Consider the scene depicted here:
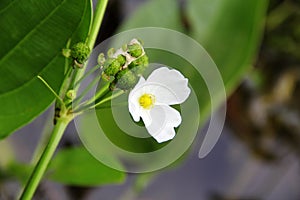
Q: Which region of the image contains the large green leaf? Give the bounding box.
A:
[4,147,125,186]
[0,0,92,138]
[118,0,184,31]
[187,0,268,94]
[47,147,126,186]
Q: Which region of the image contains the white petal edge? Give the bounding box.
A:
[145,105,182,143]
[153,125,176,143]
[146,67,191,105]
[128,77,146,122]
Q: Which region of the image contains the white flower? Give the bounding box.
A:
[128,67,191,143]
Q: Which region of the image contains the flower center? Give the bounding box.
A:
[139,93,155,109]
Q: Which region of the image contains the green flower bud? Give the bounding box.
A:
[107,48,115,58]
[103,59,121,77]
[129,54,149,75]
[70,42,90,64]
[66,90,76,100]
[116,55,126,66]
[127,43,143,57]
[113,69,138,90]
[62,48,71,58]
[97,53,106,66]
[131,54,148,66]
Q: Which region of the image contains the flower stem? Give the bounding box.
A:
[85,81,110,105]
[90,90,124,109]
[73,64,101,88]
[19,117,71,200]
[72,74,102,108]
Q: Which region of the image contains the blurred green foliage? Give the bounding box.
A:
[227,0,300,162]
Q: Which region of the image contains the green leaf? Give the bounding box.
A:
[118,0,184,31]
[3,147,126,186]
[5,162,32,185]
[0,140,14,168]
[0,0,92,138]
[187,0,269,95]
[48,147,126,186]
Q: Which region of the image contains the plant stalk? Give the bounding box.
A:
[87,0,109,49]
[19,0,109,199]
[19,117,71,200]
[72,0,109,91]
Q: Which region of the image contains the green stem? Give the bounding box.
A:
[95,101,128,109]
[19,1,109,199]
[90,90,124,109]
[73,64,101,88]
[85,81,110,105]
[58,40,73,99]
[72,75,102,108]
[73,83,111,113]
[87,0,109,49]
[72,0,109,92]
[30,111,56,164]
[71,0,109,109]
[19,117,71,200]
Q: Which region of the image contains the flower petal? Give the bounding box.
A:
[139,109,152,126]
[128,76,146,122]
[145,105,181,143]
[147,67,190,105]
[152,125,176,143]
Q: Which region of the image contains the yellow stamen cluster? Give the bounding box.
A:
[139,94,155,109]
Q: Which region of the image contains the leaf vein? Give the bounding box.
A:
[0,0,67,66]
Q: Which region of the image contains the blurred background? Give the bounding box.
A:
[1,0,300,199]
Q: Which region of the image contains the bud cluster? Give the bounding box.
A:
[100,39,149,90]
[71,42,91,67]
[62,42,91,68]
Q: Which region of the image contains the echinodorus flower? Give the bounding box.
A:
[128,67,191,143]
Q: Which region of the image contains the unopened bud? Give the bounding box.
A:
[103,59,122,78]
[70,42,90,64]
[127,43,143,57]
[66,90,76,100]
[129,54,149,75]
[107,48,115,58]
[116,55,126,66]
[113,69,138,90]
[97,53,106,66]
[62,48,71,58]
